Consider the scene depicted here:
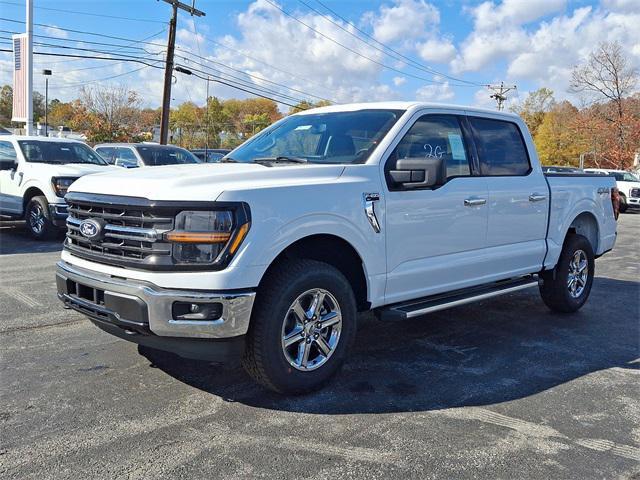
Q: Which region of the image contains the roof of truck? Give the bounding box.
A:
[296,101,520,119]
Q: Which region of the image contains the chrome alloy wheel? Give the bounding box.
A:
[567,249,588,298]
[281,288,342,371]
[28,203,46,234]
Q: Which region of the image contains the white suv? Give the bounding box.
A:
[94,143,200,168]
[0,136,116,239]
[584,168,640,212]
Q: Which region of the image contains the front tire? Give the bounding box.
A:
[539,234,595,313]
[25,196,56,240]
[243,259,357,394]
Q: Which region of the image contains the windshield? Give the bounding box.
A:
[134,145,200,166]
[18,141,107,165]
[611,172,639,182]
[228,109,405,164]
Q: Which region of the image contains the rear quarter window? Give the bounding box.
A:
[469,117,531,176]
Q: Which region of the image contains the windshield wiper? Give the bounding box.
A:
[220,157,238,163]
[252,156,308,164]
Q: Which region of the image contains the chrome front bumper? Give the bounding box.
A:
[55,261,255,339]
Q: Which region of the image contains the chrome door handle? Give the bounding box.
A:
[464,197,486,207]
[529,193,547,202]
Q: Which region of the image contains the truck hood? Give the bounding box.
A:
[68,162,346,201]
[29,162,119,177]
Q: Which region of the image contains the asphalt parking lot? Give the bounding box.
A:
[0,214,638,479]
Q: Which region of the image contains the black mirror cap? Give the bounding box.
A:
[0,160,17,171]
[390,156,446,189]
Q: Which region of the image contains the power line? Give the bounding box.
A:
[174,50,333,103]
[261,0,470,87]
[0,1,166,24]
[306,0,485,87]
[2,16,332,103]
[0,18,166,48]
[175,64,301,109]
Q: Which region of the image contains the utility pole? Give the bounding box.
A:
[159,0,205,145]
[26,0,33,135]
[488,82,517,111]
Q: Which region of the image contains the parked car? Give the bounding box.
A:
[584,168,640,212]
[190,148,232,163]
[94,143,200,168]
[56,102,618,394]
[542,166,584,174]
[0,136,116,239]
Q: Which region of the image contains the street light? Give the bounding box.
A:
[42,69,52,137]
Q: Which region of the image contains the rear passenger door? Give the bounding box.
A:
[467,114,549,278]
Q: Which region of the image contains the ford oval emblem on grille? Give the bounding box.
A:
[79,218,103,240]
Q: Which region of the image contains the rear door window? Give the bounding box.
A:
[469,117,531,176]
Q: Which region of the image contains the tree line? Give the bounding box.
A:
[1,42,637,169]
[511,41,638,170]
[0,84,328,149]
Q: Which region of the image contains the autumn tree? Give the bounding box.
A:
[79,85,143,142]
[288,99,331,115]
[510,88,555,137]
[570,41,639,169]
[534,101,585,166]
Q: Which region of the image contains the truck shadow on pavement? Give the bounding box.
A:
[140,276,639,413]
[0,221,65,254]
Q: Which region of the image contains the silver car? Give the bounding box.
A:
[94,143,200,168]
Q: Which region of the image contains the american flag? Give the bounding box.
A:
[12,34,28,122]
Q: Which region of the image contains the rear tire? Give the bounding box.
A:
[539,234,594,313]
[243,259,357,394]
[25,196,56,240]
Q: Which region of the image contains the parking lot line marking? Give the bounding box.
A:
[3,288,41,308]
[575,438,640,462]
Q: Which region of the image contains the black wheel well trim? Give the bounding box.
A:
[260,234,370,312]
[566,211,599,254]
[22,187,46,213]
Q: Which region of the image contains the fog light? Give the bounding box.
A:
[172,302,223,321]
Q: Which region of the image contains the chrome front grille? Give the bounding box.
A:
[631,188,640,198]
[65,196,174,266]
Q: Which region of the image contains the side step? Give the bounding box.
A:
[380,276,539,321]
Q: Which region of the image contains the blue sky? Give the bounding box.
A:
[1,0,638,111]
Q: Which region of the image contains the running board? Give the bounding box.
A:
[380,276,539,320]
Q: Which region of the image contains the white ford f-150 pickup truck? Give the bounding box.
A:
[0,136,116,239]
[55,102,618,394]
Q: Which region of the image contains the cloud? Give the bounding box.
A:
[369,0,440,44]
[415,80,454,101]
[451,0,640,102]
[393,76,407,86]
[416,38,457,64]
[43,25,69,39]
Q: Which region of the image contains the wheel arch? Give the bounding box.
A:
[258,234,370,312]
[566,211,599,254]
[22,186,46,216]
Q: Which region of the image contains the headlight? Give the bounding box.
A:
[165,209,250,265]
[52,177,78,197]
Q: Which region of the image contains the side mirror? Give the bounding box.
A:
[0,159,17,172]
[389,156,446,189]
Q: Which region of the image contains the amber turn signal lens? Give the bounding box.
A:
[228,223,250,254]
[165,231,231,243]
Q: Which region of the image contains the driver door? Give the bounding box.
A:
[0,141,22,215]
[383,113,490,304]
